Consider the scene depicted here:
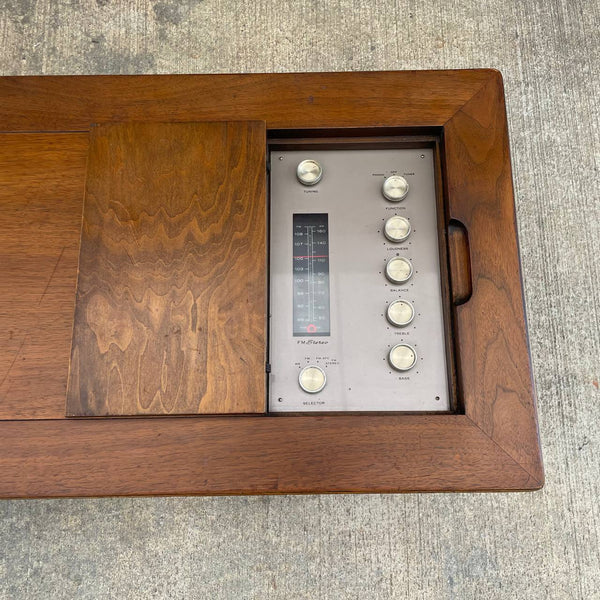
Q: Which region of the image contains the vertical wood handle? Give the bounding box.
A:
[448,219,472,305]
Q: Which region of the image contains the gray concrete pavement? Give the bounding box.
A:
[1,1,599,598]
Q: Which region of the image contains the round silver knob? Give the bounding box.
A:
[384,215,411,242]
[298,365,326,393]
[388,344,417,371]
[386,300,415,327]
[385,257,413,284]
[296,159,323,186]
[382,175,409,201]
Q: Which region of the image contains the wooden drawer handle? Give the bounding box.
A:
[448,219,472,305]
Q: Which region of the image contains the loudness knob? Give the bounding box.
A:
[296,159,323,186]
[385,257,413,285]
[384,215,411,242]
[382,175,409,201]
[388,344,417,371]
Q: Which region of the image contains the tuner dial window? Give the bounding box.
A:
[384,215,411,242]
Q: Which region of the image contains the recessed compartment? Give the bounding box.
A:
[268,140,453,412]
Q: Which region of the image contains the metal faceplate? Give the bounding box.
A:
[269,148,450,412]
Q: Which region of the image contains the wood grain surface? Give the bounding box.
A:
[0,71,491,132]
[0,70,542,493]
[66,122,267,415]
[447,220,472,306]
[443,72,543,483]
[0,415,537,498]
[0,133,88,419]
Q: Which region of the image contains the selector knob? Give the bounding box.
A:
[382,175,409,202]
[384,215,411,243]
[298,365,327,393]
[296,159,323,186]
[388,344,417,371]
[385,257,413,285]
[386,300,415,327]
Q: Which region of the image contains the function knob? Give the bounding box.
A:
[298,365,326,393]
[384,215,411,243]
[382,175,409,202]
[388,344,417,371]
[296,159,323,186]
[385,257,413,285]
[386,300,415,327]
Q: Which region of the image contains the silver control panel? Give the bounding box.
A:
[269,148,449,412]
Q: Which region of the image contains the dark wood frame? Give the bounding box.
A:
[0,70,543,496]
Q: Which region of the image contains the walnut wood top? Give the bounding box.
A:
[0,70,543,494]
[66,122,267,415]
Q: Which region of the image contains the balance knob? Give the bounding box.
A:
[385,257,413,285]
[384,215,411,242]
[382,175,409,201]
[388,344,417,371]
[296,159,323,186]
[298,365,326,393]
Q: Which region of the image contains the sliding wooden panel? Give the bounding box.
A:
[66,121,267,416]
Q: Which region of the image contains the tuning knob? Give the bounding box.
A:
[296,159,323,186]
[382,175,409,201]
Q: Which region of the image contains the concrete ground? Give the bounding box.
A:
[1,1,598,598]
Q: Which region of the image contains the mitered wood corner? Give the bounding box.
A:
[0,70,543,496]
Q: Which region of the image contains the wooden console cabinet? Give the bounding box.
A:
[0,70,543,496]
